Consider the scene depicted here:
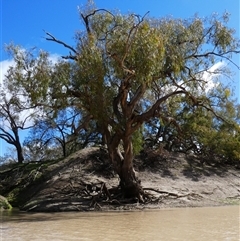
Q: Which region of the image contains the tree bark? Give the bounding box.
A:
[120,135,143,200]
[12,128,24,163]
[107,134,123,176]
[108,132,143,201]
[15,141,24,164]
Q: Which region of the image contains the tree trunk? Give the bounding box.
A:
[108,134,144,201]
[104,122,144,201]
[13,128,24,163]
[119,135,143,200]
[16,142,24,164]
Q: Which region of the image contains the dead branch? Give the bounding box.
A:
[80,9,115,35]
[44,31,78,60]
[144,187,203,200]
[144,188,180,197]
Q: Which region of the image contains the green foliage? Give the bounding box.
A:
[132,127,144,155]
[0,195,12,210]
[5,44,52,104]
[177,99,240,163]
[1,4,240,166]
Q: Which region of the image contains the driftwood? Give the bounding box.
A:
[144,187,203,200]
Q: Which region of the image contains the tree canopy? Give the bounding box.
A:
[1,4,239,199]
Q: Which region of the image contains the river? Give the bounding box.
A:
[1,205,239,241]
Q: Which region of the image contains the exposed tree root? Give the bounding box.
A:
[66,180,151,209]
[64,181,204,210]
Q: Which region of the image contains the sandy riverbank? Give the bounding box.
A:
[1,147,239,212]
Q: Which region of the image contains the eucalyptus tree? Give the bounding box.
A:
[1,45,66,163]
[0,94,25,163]
[0,72,40,163]
[6,5,240,199]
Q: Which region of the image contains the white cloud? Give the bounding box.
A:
[200,61,226,92]
[48,53,61,63]
[0,59,16,86]
[167,62,226,95]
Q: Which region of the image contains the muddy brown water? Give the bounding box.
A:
[1,206,239,241]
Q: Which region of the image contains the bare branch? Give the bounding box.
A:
[44,30,78,58]
[190,50,240,70]
[0,127,15,144]
[80,8,115,35]
[61,55,78,61]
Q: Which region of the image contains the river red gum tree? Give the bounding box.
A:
[5,6,240,200]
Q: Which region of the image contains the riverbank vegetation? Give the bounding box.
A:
[0,1,239,210]
[0,195,12,210]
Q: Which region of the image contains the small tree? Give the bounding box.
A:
[0,45,51,163]
[0,91,37,163]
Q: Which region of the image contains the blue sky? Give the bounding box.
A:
[0,0,239,157]
[1,0,239,59]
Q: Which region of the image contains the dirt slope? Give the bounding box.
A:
[1,147,239,211]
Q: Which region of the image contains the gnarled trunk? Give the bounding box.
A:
[108,134,144,201]
[120,135,143,200]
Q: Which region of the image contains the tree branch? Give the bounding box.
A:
[44,31,78,60]
[129,83,146,114]
[0,128,15,144]
[80,8,115,35]
[190,50,240,70]
[133,90,186,126]
[122,12,150,64]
